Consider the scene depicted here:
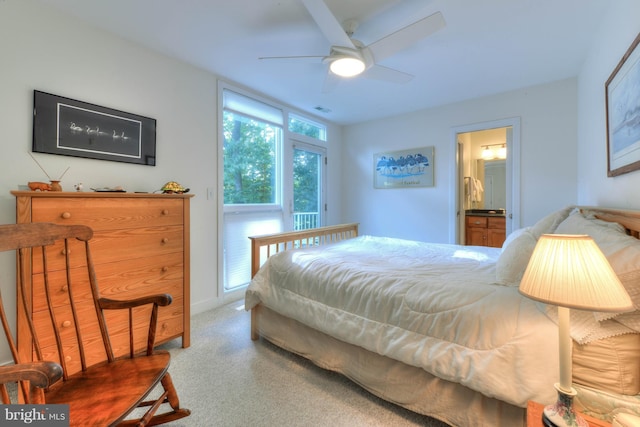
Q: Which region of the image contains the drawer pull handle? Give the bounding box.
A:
[162,209,169,215]
[161,323,168,330]
[62,320,71,328]
[61,285,68,292]
[61,249,71,255]
[162,237,169,244]
[61,212,71,219]
[65,355,72,362]
[474,221,482,225]
[162,266,169,272]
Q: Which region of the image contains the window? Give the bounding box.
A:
[293,143,324,230]
[223,112,280,204]
[223,90,283,206]
[289,113,326,141]
[222,89,284,291]
[220,86,327,294]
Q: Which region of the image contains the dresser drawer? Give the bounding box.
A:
[32,255,183,312]
[466,216,487,227]
[32,268,93,312]
[34,303,104,374]
[155,299,185,342]
[91,226,184,263]
[488,216,506,229]
[92,253,184,299]
[32,197,184,230]
[36,296,184,365]
[32,226,184,272]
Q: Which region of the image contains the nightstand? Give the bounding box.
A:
[527,401,611,427]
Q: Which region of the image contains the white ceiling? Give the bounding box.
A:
[37,0,611,125]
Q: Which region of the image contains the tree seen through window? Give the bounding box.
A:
[223,111,279,204]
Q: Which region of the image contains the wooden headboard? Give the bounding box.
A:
[579,206,640,239]
[248,223,359,278]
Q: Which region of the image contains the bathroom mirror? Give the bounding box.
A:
[476,159,506,210]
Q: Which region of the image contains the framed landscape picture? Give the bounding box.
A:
[32,90,156,166]
[373,146,434,189]
[605,32,640,177]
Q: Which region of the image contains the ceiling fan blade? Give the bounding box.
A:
[362,64,414,84]
[259,55,325,64]
[301,0,355,48]
[367,11,445,64]
[356,0,435,42]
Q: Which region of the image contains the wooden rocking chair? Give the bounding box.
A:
[0,223,190,426]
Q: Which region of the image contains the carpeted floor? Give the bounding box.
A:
[156,301,451,426]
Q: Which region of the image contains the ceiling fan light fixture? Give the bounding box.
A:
[329,56,365,77]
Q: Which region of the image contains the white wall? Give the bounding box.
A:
[0,0,342,364]
[342,79,579,242]
[0,1,218,324]
[577,0,640,208]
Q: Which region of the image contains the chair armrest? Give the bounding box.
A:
[98,294,173,355]
[98,294,172,310]
[0,361,62,388]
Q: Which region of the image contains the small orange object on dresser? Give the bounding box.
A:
[27,181,52,191]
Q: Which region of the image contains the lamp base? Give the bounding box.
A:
[541,384,588,427]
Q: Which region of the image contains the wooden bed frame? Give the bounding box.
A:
[581,206,640,238]
[248,222,358,340]
[246,208,640,424]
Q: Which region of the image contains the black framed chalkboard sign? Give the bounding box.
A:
[32,90,156,166]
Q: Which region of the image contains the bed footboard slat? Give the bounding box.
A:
[249,223,359,278]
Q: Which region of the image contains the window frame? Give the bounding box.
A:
[217,81,331,301]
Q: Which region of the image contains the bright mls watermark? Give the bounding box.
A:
[1,405,69,426]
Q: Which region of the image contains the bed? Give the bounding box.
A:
[245,207,640,426]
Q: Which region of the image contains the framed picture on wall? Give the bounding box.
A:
[373,146,434,189]
[32,90,156,166]
[605,32,640,177]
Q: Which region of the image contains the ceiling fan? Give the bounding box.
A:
[259,0,446,92]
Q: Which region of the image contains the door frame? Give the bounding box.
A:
[449,117,521,244]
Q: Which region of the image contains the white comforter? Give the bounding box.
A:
[245,235,559,407]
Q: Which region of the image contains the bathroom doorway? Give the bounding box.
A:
[449,118,521,245]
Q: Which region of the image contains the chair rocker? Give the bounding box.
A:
[0,222,190,426]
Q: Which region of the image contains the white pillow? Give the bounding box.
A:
[529,205,575,239]
[496,227,537,285]
[495,206,574,286]
[555,212,640,321]
[555,211,627,237]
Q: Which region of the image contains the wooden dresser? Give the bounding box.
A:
[465,215,506,248]
[11,191,193,359]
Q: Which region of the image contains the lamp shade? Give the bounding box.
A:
[519,234,633,312]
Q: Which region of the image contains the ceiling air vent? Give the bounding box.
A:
[314,106,331,114]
